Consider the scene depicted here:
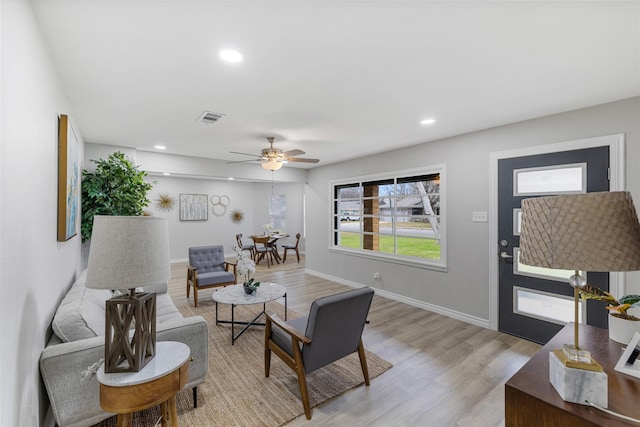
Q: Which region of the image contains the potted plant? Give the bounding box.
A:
[81,152,154,242]
[580,284,640,344]
[234,246,260,294]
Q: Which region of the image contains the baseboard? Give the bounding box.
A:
[305,268,490,329]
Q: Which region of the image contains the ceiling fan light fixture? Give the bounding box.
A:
[261,159,283,171]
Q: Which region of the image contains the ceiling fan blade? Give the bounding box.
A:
[225,159,261,164]
[285,157,320,163]
[229,151,262,158]
[282,149,305,157]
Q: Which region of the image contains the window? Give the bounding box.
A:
[331,166,445,269]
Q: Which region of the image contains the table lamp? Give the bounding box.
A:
[86,216,170,373]
[519,191,640,406]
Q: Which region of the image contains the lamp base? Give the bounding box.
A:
[104,290,156,373]
[549,350,607,407]
[562,344,593,364]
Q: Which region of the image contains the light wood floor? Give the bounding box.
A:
[171,261,541,427]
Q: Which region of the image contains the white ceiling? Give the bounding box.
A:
[33,1,640,169]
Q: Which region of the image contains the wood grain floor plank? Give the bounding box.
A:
[169,260,540,426]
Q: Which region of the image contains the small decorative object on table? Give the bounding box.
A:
[263,223,273,236]
[580,284,640,344]
[234,246,260,294]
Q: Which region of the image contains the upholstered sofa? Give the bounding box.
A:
[40,270,208,427]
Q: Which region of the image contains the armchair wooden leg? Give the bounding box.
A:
[186,281,191,298]
[265,321,272,377]
[265,347,272,377]
[357,339,370,386]
[193,287,199,308]
[293,345,311,419]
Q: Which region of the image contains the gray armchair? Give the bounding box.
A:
[264,287,375,419]
[187,245,237,307]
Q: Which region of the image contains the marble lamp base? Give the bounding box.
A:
[549,350,608,408]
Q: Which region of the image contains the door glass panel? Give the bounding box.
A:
[513,248,581,282]
[513,209,521,236]
[514,286,584,325]
[513,163,586,196]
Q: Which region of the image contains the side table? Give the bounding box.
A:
[505,323,640,426]
[97,341,190,427]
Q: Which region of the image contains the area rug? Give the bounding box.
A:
[95,299,392,426]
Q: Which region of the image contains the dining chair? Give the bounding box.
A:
[281,232,301,263]
[236,233,255,258]
[252,235,278,268]
[264,287,375,419]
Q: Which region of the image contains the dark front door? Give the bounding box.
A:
[498,146,610,344]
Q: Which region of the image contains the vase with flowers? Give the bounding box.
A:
[263,223,273,236]
[580,284,640,344]
[234,246,260,294]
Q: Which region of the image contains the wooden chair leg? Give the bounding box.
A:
[265,347,272,377]
[295,248,300,263]
[193,286,199,307]
[282,248,288,262]
[186,281,190,298]
[265,321,273,377]
[357,339,370,386]
[292,345,311,419]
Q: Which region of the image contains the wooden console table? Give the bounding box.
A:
[505,323,640,426]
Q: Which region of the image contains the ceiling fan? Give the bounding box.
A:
[229,137,320,170]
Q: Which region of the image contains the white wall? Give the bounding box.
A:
[306,97,640,326]
[146,177,305,260]
[84,144,306,261]
[1,2,83,425]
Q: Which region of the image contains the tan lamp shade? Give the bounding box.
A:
[86,216,170,289]
[519,191,640,272]
[86,215,170,372]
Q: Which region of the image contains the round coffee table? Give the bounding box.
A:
[212,283,287,344]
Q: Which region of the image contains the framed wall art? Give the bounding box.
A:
[179,194,208,221]
[57,114,80,241]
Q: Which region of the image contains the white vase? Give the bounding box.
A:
[608,314,640,344]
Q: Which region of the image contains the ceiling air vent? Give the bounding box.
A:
[198,111,225,124]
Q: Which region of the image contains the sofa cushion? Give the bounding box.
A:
[156,293,183,324]
[52,271,112,342]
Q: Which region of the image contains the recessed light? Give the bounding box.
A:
[154,145,166,150]
[420,118,436,125]
[228,177,234,180]
[163,172,171,176]
[219,49,243,63]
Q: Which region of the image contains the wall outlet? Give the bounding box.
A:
[472,211,488,222]
[373,272,380,280]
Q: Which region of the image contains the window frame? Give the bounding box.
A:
[329,165,447,271]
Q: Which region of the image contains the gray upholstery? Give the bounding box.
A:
[274,287,374,373]
[40,271,209,427]
[265,286,374,419]
[236,233,255,257]
[187,245,236,306]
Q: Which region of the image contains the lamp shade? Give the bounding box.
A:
[519,191,640,272]
[86,216,170,289]
[261,159,283,171]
